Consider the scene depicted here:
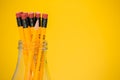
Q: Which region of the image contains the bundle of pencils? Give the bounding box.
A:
[15,12,48,80]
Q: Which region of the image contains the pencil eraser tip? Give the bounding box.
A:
[24,12,28,17]
[42,14,48,19]
[16,12,23,18]
[21,13,27,19]
[35,12,41,18]
[28,12,34,18]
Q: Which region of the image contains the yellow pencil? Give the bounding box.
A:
[16,12,28,67]
[39,13,48,80]
[28,12,36,80]
[33,13,48,80]
[21,13,33,80]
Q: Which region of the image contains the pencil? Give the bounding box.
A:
[21,13,32,80]
[16,12,28,67]
[39,13,48,80]
[28,12,34,80]
[33,13,48,80]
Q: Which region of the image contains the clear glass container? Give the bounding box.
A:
[12,40,50,80]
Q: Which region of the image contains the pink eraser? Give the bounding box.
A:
[21,13,27,19]
[16,12,23,18]
[24,12,28,17]
[35,12,41,18]
[42,13,48,19]
[28,12,34,18]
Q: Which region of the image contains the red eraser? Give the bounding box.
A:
[42,13,48,19]
[16,13,20,18]
[28,12,34,18]
[21,13,27,19]
[35,12,41,18]
[24,12,28,17]
[16,12,23,18]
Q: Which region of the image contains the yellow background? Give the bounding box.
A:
[0,0,120,80]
